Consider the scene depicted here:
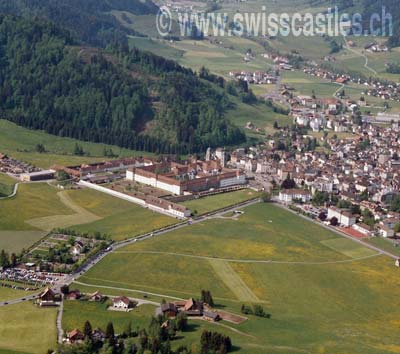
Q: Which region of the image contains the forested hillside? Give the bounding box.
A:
[0,0,158,46]
[0,15,245,154]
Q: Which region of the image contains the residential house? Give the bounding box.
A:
[67,329,85,343]
[88,291,104,302]
[113,296,131,310]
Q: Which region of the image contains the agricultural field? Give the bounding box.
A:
[0,184,176,252]
[164,37,271,78]
[366,237,400,258]
[281,70,347,98]
[329,36,400,81]
[65,188,176,241]
[182,189,261,215]
[0,302,57,354]
[0,173,16,197]
[74,203,400,353]
[63,300,155,334]
[0,184,73,231]
[62,298,248,352]
[0,120,147,169]
[0,231,46,254]
[128,36,184,61]
[229,96,291,136]
[0,285,38,302]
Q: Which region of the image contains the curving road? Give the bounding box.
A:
[0,182,19,200]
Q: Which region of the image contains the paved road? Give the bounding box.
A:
[56,298,64,344]
[0,198,261,307]
[0,182,19,200]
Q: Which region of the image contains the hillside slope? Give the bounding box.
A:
[0,0,158,46]
[0,15,246,155]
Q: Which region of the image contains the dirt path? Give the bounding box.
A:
[73,280,185,301]
[342,34,377,75]
[208,259,260,303]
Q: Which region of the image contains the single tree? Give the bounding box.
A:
[330,217,339,226]
[60,285,69,296]
[83,320,92,339]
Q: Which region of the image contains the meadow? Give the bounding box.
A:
[0,119,147,169]
[62,300,155,334]
[62,298,247,353]
[0,173,16,197]
[0,184,73,231]
[182,189,261,215]
[0,183,176,252]
[74,203,400,353]
[0,302,57,354]
[0,285,38,302]
[65,189,176,241]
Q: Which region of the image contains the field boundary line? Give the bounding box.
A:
[208,259,260,303]
[114,250,381,265]
[73,280,185,300]
[191,318,255,338]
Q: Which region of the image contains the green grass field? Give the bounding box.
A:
[0,231,46,254]
[65,188,176,241]
[62,298,250,352]
[0,302,57,354]
[74,203,400,353]
[0,120,148,169]
[0,184,176,252]
[182,189,261,215]
[63,300,155,334]
[0,286,38,302]
[366,237,400,258]
[128,36,184,61]
[0,173,16,197]
[0,184,73,231]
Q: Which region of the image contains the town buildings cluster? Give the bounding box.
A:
[229,70,278,84]
[227,118,400,242]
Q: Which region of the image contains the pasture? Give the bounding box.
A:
[63,300,155,334]
[182,189,261,215]
[0,231,46,254]
[0,184,73,231]
[128,36,184,60]
[65,188,176,241]
[0,302,57,354]
[0,184,176,253]
[75,203,400,353]
[0,173,15,197]
[63,299,251,353]
[0,119,145,169]
[0,285,38,302]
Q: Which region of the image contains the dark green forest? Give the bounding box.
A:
[0,15,245,154]
[0,0,157,46]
